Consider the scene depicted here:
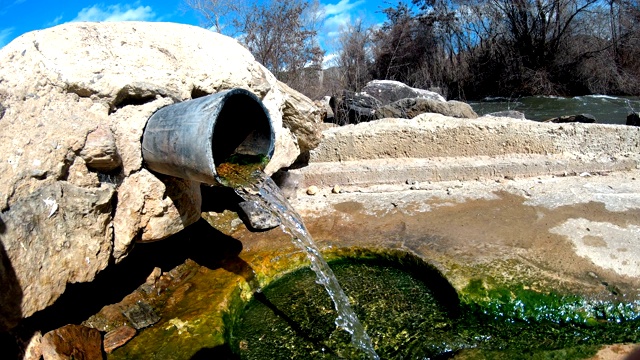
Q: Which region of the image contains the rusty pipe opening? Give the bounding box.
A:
[141,88,275,185]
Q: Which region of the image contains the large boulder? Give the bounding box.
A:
[374,98,478,120]
[0,21,321,330]
[361,80,446,104]
[331,81,476,124]
[332,90,382,124]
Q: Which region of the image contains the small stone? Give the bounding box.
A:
[79,126,122,172]
[238,200,280,230]
[103,326,136,353]
[140,267,163,293]
[331,185,341,194]
[145,267,162,286]
[41,324,103,360]
[306,185,319,195]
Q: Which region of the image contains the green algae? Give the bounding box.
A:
[460,277,640,325]
[229,257,640,359]
[107,260,250,360]
[215,154,269,189]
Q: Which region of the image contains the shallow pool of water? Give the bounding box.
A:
[230,258,640,359]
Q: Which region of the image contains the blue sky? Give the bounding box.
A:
[0,0,393,60]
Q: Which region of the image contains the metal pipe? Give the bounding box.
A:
[141,88,275,185]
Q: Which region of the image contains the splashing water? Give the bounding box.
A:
[217,156,379,359]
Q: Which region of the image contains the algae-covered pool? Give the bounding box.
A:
[229,258,640,359]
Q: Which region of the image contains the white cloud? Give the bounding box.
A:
[73,3,156,22]
[320,0,367,53]
[324,11,352,30]
[322,51,339,68]
[0,27,14,48]
[323,0,365,17]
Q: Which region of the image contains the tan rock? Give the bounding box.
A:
[0,21,322,329]
[41,324,103,360]
[23,331,43,360]
[67,157,100,188]
[277,80,323,153]
[113,169,201,261]
[79,124,121,172]
[0,182,114,329]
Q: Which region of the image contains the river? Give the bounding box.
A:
[468,95,640,125]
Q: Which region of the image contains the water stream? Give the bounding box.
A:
[216,156,380,359]
[469,94,640,124]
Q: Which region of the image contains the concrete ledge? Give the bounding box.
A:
[296,115,640,190]
[292,155,639,189]
[311,115,640,162]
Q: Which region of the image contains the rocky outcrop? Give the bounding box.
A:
[361,80,446,104]
[0,21,321,330]
[333,90,382,124]
[374,98,477,120]
[331,80,476,124]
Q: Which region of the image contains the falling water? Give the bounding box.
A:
[216,155,379,360]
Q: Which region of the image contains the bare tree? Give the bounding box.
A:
[185,0,324,96]
[185,0,245,35]
[336,19,373,91]
[235,0,323,92]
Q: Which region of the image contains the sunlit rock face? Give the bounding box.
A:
[0,21,321,329]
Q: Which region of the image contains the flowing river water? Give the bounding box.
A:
[469,94,640,124]
[216,155,380,359]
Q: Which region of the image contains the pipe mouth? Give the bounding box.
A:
[211,89,275,168]
[141,88,275,185]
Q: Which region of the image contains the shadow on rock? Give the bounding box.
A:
[190,344,240,360]
[16,217,249,340]
[0,214,26,358]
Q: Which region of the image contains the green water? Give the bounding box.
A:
[230,258,640,359]
[469,95,640,124]
[217,155,379,359]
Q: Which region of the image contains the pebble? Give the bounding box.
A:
[306,185,319,195]
[332,185,341,194]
